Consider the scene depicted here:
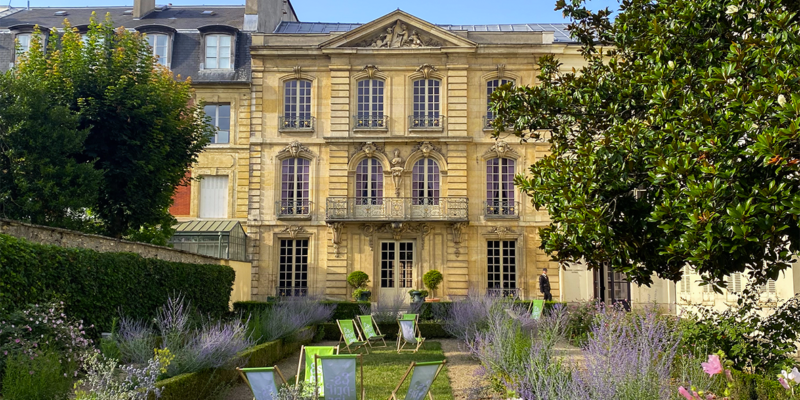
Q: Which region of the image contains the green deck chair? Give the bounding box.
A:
[337,319,369,354]
[397,313,421,347]
[397,318,425,353]
[314,354,365,400]
[528,299,545,320]
[357,315,387,348]
[388,360,447,400]
[237,365,288,400]
[296,345,339,396]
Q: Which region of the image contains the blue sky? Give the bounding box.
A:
[13,0,621,24]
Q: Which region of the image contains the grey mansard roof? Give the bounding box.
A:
[0,6,251,83]
[273,21,575,43]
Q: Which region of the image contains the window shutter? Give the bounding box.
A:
[199,176,228,218]
[768,279,776,294]
[680,266,691,293]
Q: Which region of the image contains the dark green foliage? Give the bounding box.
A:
[347,271,370,289]
[233,301,369,321]
[729,370,793,400]
[2,350,74,400]
[422,270,443,297]
[0,233,234,334]
[493,0,800,286]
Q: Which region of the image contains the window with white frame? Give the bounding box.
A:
[15,33,31,59]
[199,175,228,218]
[205,34,232,69]
[283,80,312,129]
[355,158,384,205]
[726,272,743,294]
[356,79,385,128]
[412,79,441,128]
[486,79,513,127]
[204,104,230,144]
[487,240,517,291]
[146,33,170,66]
[278,239,309,296]
[486,158,516,216]
[412,158,440,205]
[281,158,310,215]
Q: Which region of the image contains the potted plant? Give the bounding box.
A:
[423,270,443,302]
[408,289,423,303]
[347,271,371,302]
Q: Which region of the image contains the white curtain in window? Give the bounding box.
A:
[199,176,228,218]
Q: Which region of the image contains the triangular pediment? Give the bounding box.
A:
[320,10,476,49]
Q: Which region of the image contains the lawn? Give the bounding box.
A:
[295,341,453,400]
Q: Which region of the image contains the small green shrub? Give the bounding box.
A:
[99,338,121,361]
[347,271,370,289]
[2,350,74,400]
[423,270,444,297]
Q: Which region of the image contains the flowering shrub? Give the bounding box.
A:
[247,297,334,344]
[443,293,513,342]
[0,302,94,384]
[117,316,157,364]
[677,352,735,400]
[74,351,169,400]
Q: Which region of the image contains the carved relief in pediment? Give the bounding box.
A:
[354,20,448,48]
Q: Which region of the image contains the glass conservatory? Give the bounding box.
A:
[169,220,247,261]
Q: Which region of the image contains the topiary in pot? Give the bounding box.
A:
[423,270,443,299]
[347,271,370,301]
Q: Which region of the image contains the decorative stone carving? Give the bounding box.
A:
[378,222,408,240]
[412,141,442,159]
[363,65,380,79]
[362,224,378,250]
[482,140,520,160]
[362,142,378,158]
[350,142,386,161]
[279,140,315,159]
[497,64,506,79]
[281,225,308,239]
[485,226,519,239]
[390,149,404,197]
[450,222,467,258]
[356,20,445,48]
[408,223,432,250]
[328,222,345,258]
[416,64,438,79]
[293,66,302,79]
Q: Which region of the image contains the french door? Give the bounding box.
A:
[378,241,415,304]
[593,263,631,309]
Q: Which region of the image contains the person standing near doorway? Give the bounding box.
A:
[539,268,552,301]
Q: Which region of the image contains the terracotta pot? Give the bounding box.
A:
[425,298,441,303]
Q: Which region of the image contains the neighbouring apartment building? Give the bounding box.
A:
[2,1,799,310]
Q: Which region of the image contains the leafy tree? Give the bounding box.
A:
[13,15,212,240]
[0,56,102,231]
[492,0,800,288]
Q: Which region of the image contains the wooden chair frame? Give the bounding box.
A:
[357,314,387,348]
[295,345,340,388]
[237,365,288,400]
[314,354,365,400]
[396,318,425,353]
[397,313,421,348]
[336,319,370,354]
[388,360,447,400]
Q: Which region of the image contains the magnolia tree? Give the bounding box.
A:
[0,14,212,243]
[492,0,800,288]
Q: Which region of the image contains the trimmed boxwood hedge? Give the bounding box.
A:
[233,301,370,320]
[730,369,793,400]
[0,233,235,334]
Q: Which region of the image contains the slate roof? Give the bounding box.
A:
[0,6,250,83]
[273,21,575,43]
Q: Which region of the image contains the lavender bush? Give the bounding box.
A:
[247,297,333,344]
[74,351,166,400]
[117,316,157,364]
[361,292,407,324]
[166,317,253,376]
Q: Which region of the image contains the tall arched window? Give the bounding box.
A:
[486,79,513,127]
[281,158,310,215]
[283,79,312,129]
[412,79,441,128]
[412,158,440,205]
[356,79,385,128]
[486,158,516,216]
[355,158,384,205]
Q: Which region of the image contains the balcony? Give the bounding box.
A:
[279,115,315,132]
[275,200,312,220]
[484,200,520,219]
[276,286,308,297]
[487,287,520,299]
[325,197,468,222]
[409,115,445,131]
[353,115,388,131]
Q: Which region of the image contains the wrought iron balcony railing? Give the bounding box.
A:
[487,287,520,299]
[325,197,468,221]
[279,115,315,131]
[409,115,445,129]
[353,114,388,129]
[276,200,312,219]
[484,200,520,218]
[276,286,308,297]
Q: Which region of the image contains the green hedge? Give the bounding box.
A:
[155,327,315,400]
[233,301,370,320]
[730,369,793,400]
[320,321,453,341]
[0,233,235,334]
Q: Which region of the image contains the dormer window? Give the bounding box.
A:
[15,33,31,59]
[205,34,232,69]
[146,33,170,66]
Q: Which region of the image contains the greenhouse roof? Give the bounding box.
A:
[174,220,243,234]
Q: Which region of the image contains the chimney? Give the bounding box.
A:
[245,0,291,33]
[133,0,155,19]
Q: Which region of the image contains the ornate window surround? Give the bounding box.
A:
[352,66,390,133]
[271,226,315,295]
[278,69,318,134]
[407,66,447,133]
[481,226,527,297]
[481,69,521,132]
[198,25,238,70]
[273,141,318,220]
[347,143,391,198]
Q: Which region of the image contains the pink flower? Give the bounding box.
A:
[702,354,723,376]
[679,387,694,400]
[780,377,790,390]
